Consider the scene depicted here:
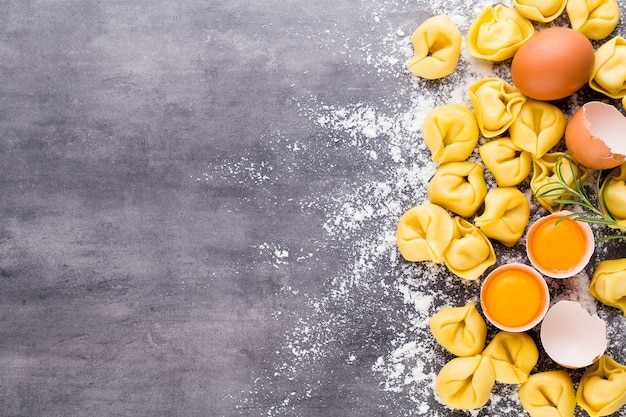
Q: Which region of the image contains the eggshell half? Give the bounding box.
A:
[565,102,626,169]
[540,301,607,368]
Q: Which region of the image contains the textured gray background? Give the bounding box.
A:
[1,1,625,417]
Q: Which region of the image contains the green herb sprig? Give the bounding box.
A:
[534,154,626,244]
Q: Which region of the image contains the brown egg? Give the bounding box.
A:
[511,27,595,101]
[565,102,626,170]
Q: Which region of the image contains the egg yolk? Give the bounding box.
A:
[483,269,545,327]
[529,217,587,273]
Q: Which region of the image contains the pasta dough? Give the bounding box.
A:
[479,137,531,187]
[427,161,487,218]
[474,187,530,247]
[531,153,587,213]
[466,5,534,61]
[469,78,526,138]
[429,302,487,357]
[435,354,495,410]
[513,0,567,22]
[590,258,626,315]
[567,0,620,40]
[519,370,576,417]
[576,355,626,417]
[600,163,626,228]
[408,15,462,79]
[423,104,479,163]
[590,36,626,98]
[443,217,496,280]
[396,203,454,263]
[509,100,566,159]
[481,331,538,384]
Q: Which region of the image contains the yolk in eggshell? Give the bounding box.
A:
[528,217,587,273]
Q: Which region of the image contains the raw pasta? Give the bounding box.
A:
[513,0,567,22]
[479,137,531,187]
[519,370,576,417]
[443,217,496,281]
[509,100,566,159]
[423,104,479,163]
[429,302,487,357]
[590,258,626,315]
[408,15,462,80]
[466,5,534,61]
[531,153,587,213]
[576,355,626,417]
[469,78,526,138]
[600,163,626,228]
[435,355,496,410]
[590,36,626,99]
[481,331,538,384]
[566,0,620,40]
[396,203,454,263]
[427,161,487,218]
[474,187,530,247]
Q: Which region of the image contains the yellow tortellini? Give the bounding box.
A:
[396,203,454,263]
[466,5,534,61]
[519,371,576,417]
[423,104,480,164]
[531,153,588,213]
[429,302,487,357]
[443,217,496,280]
[513,0,568,22]
[567,0,620,40]
[479,137,532,187]
[469,78,526,138]
[590,258,626,315]
[576,355,626,417]
[481,331,538,384]
[435,355,496,410]
[509,100,567,159]
[427,162,487,218]
[408,15,462,80]
[600,163,626,228]
[474,187,530,247]
[590,36,626,99]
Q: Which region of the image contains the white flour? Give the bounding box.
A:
[210,0,626,415]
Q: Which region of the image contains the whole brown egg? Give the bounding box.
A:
[511,27,595,101]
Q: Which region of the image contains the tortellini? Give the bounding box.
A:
[469,78,526,138]
[443,217,496,280]
[567,0,620,40]
[474,187,530,247]
[427,161,487,218]
[576,355,626,417]
[423,104,480,163]
[466,5,534,61]
[479,137,532,187]
[435,355,495,410]
[513,0,568,23]
[481,331,538,384]
[590,36,626,99]
[600,163,626,228]
[590,258,626,315]
[408,15,462,80]
[396,203,454,263]
[429,302,487,357]
[531,153,588,213]
[509,100,567,159]
[519,371,576,417]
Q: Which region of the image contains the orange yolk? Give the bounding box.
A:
[483,268,545,327]
[529,217,587,273]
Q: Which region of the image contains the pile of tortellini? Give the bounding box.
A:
[430,302,626,415]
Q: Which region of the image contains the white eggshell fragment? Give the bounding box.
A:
[540,301,607,369]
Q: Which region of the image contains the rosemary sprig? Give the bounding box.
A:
[534,154,626,243]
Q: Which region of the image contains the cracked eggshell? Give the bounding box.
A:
[540,301,607,369]
[565,101,626,169]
